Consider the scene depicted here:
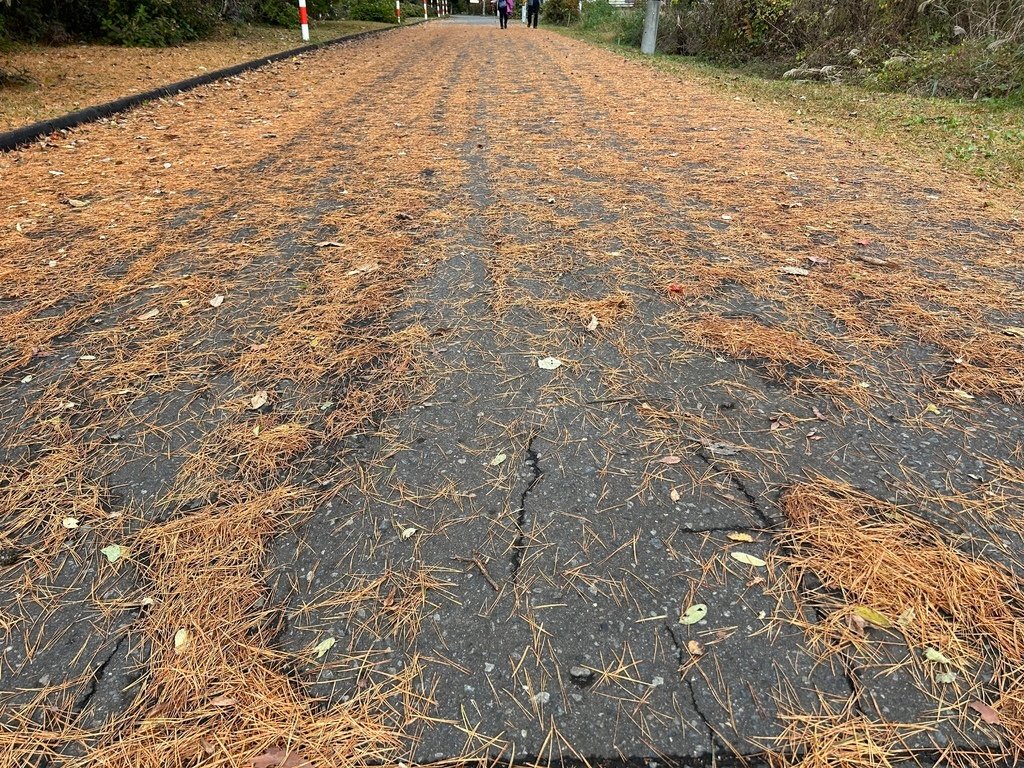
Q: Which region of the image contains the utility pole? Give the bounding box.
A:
[640,0,659,55]
[297,0,309,41]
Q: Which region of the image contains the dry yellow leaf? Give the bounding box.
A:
[730,551,766,567]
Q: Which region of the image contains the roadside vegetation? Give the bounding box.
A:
[560,0,1024,187]
[0,0,440,130]
[0,0,423,46]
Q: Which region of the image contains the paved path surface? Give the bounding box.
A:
[1,22,1022,768]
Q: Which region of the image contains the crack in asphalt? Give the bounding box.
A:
[663,623,685,667]
[665,623,733,762]
[684,677,716,751]
[73,633,127,717]
[729,473,775,530]
[691,444,775,530]
[510,433,541,582]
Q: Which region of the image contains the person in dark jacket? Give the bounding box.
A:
[497,0,510,28]
[526,0,539,27]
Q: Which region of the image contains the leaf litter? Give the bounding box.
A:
[1,20,1023,768]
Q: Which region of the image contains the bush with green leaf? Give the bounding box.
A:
[102,0,219,46]
[348,0,396,21]
[542,0,579,26]
[580,0,618,31]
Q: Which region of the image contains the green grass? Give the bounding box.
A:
[564,29,1024,189]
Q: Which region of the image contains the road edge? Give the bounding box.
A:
[0,21,426,154]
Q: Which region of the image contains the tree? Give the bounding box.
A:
[640,0,659,54]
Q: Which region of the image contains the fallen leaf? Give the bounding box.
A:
[781,266,810,276]
[727,532,754,543]
[705,441,740,457]
[812,406,828,421]
[680,603,708,625]
[897,607,916,627]
[62,517,80,529]
[968,700,1001,725]
[210,694,236,707]
[730,551,767,568]
[950,389,975,401]
[586,315,599,331]
[174,628,190,653]
[853,606,892,628]
[137,308,160,321]
[313,637,335,658]
[807,255,830,265]
[847,611,867,634]
[659,455,682,465]
[67,199,90,208]
[315,241,344,248]
[856,253,890,266]
[250,391,269,410]
[100,544,124,563]
[401,527,417,540]
[209,294,225,307]
[686,639,704,656]
[670,488,681,502]
[668,283,684,293]
[490,453,507,466]
[537,357,562,370]
[1004,327,1024,338]
[935,671,957,684]
[346,262,378,277]
[252,746,311,768]
[924,647,953,665]
[924,403,941,415]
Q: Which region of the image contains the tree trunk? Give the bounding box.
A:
[641,0,661,54]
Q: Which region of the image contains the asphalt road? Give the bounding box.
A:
[1,21,1022,768]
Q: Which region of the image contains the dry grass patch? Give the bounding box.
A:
[0,422,105,573]
[779,479,1024,761]
[671,313,845,380]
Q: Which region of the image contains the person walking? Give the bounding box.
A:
[526,0,539,27]
[497,0,510,28]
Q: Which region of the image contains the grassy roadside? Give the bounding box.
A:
[564,28,1024,190]
[0,20,393,131]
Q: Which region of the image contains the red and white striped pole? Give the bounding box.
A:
[298,0,309,41]
[395,0,402,22]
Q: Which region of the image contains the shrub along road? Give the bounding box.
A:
[1,18,1022,768]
